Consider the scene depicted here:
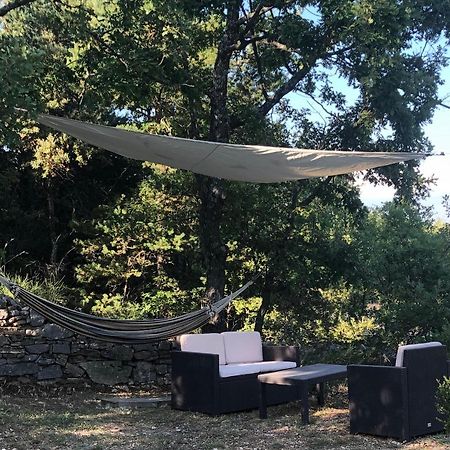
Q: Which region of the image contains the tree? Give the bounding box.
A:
[1,0,450,332]
[355,203,450,345]
[75,165,202,318]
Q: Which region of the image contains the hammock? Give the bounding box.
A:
[0,274,256,343]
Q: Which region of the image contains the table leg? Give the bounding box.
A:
[259,382,267,419]
[300,384,310,425]
[317,382,325,406]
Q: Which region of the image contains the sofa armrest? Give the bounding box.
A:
[171,350,220,414]
[262,345,300,365]
[348,365,409,441]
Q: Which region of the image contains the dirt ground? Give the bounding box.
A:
[0,383,448,450]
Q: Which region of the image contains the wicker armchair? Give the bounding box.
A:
[348,342,449,441]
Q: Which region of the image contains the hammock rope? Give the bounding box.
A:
[0,274,257,343]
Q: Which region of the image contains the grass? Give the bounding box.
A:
[0,383,448,450]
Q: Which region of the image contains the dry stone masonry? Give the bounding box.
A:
[0,295,172,386]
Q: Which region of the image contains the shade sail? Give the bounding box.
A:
[38,114,426,183]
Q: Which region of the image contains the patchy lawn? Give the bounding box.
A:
[0,383,448,450]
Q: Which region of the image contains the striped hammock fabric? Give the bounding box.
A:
[0,274,255,343]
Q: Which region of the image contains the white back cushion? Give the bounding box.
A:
[180,333,226,365]
[395,341,442,367]
[222,331,263,364]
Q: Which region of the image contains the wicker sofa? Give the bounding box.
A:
[348,342,450,441]
[171,331,300,414]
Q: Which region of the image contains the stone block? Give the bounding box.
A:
[102,345,134,361]
[2,347,25,358]
[132,343,158,352]
[64,363,85,378]
[51,342,71,354]
[79,361,132,385]
[21,337,46,345]
[25,344,50,354]
[37,364,63,380]
[133,362,157,384]
[0,362,39,376]
[55,354,68,365]
[75,349,101,359]
[10,319,27,327]
[0,310,8,320]
[0,335,10,347]
[41,323,73,340]
[25,329,41,337]
[159,358,172,365]
[37,357,55,365]
[29,310,45,327]
[4,328,26,337]
[158,341,172,351]
[134,350,158,361]
[68,355,86,364]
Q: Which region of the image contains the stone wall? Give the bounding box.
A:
[0,295,172,386]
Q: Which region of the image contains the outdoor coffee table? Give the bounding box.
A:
[258,363,347,424]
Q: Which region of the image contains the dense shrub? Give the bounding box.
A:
[437,377,450,433]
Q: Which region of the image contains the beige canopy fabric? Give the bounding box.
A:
[38,114,426,183]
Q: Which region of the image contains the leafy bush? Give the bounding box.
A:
[437,377,450,433]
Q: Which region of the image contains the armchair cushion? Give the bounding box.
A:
[180,333,226,365]
[222,331,263,364]
[395,341,442,367]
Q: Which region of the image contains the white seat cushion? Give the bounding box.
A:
[219,363,262,378]
[222,331,263,364]
[253,360,297,374]
[180,333,226,365]
[395,341,442,367]
[219,360,296,378]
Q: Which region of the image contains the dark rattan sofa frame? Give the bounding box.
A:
[348,345,450,442]
[171,345,300,414]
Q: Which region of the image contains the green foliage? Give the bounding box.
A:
[228,297,262,331]
[75,167,202,319]
[0,0,449,351]
[355,203,450,346]
[437,377,450,433]
[0,272,69,306]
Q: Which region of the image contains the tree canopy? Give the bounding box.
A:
[1,0,449,359]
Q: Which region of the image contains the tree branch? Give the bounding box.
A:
[0,0,36,16]
[258,63,313,117]
[298,177,333,208]
[252,40,269,101]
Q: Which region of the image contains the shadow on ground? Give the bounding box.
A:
[0,383,448,450]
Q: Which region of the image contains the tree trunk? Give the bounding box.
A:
[46,180,59,270]
[198,1,240,332]
[254,273,273,333]
[196,175,227,303]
